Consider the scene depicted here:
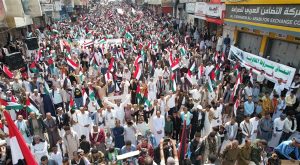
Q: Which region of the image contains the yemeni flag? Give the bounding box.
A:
[171,74,176,92]
[209,69,217,87]
[231,73,242,101]
[70,97,76,110]
[29,62,38,73]
[207,77,216,102]
[3,110,38,165]
[66,57,79,70]
[26,98,40,115]
[214,52,219,62]
[198,64,205,79]
[171,58,180,72]
[136,85,142,104]
[107,57,115,73]
[249,69,253,84]
[234,98,240,116]
[134,55,142,66]
[221,52,225,62]
[125,32,134,40]
[2,65,13,79]
[179,46,187,56]
[133,63,142,80]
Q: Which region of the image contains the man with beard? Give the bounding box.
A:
[189,132,204,165]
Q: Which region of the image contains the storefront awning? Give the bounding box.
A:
[206,17,223,25]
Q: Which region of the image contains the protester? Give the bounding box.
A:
[0,1,298,164]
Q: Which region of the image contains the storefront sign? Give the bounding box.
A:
[41,4,54,12]
[206,4,224,18]
[28,0,43,17]
[228,46,296,88]
[186,3,195,13]
[161,0,172,7]
[40,0,52,4]
[195,2,206,17]
[225,5,300,28]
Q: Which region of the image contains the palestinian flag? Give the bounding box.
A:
[2,65,13,79]
[234,98,240,116]
[107,57,115,73]
[66,57,79,70]
[125,32,134,40]
[171,74,176,92]
[98,38,107,44]
[3,111,38,165]
[215,64,220,80]
[231,73,242,101]
[44,80,51,95]
[26,98,40,115]
[0,98,8,106]
[179,46,187,56]
[144,99,151,109]
[207,77,216,102]
[189,62,196,73]
[210,69,216,87]
[171,58,180,72]
[5,102,23,110]
[186,70,194,85]
[233,63,240,77]
[70,97,76,110]
[133,63,142,80]
[29,62,38,73]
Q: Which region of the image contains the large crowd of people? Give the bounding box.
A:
[0,1,299,165]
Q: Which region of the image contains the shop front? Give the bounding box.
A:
[224,0,300,69]
[194,2,225,35]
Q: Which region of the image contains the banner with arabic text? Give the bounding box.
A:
[228,46,296,89]
[28,0,43,17]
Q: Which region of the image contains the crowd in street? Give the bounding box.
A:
[0,1,299,165]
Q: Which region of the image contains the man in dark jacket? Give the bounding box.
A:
[189,132,204,165]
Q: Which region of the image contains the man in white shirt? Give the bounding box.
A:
[256,70,265,91]
[148,78,157,102]
[152,110,165,147]
[77,107,92,141]
[104,106,116,132]
[52,85,64,110]
[153,64,163,81]
[122,67,131,81]
[104,95,131,125]
[240,115,254,144]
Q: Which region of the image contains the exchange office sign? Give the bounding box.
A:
[225,5,300,28]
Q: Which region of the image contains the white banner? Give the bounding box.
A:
[106,39,122,46]
[228,46,296,89]
[41,4,54,12]
[186,3,195,13]
[206,3,224,18]
[195,2,206,17]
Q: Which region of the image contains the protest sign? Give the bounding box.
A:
[228,46,296,89]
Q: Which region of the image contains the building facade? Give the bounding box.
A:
[224,0,300,69]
